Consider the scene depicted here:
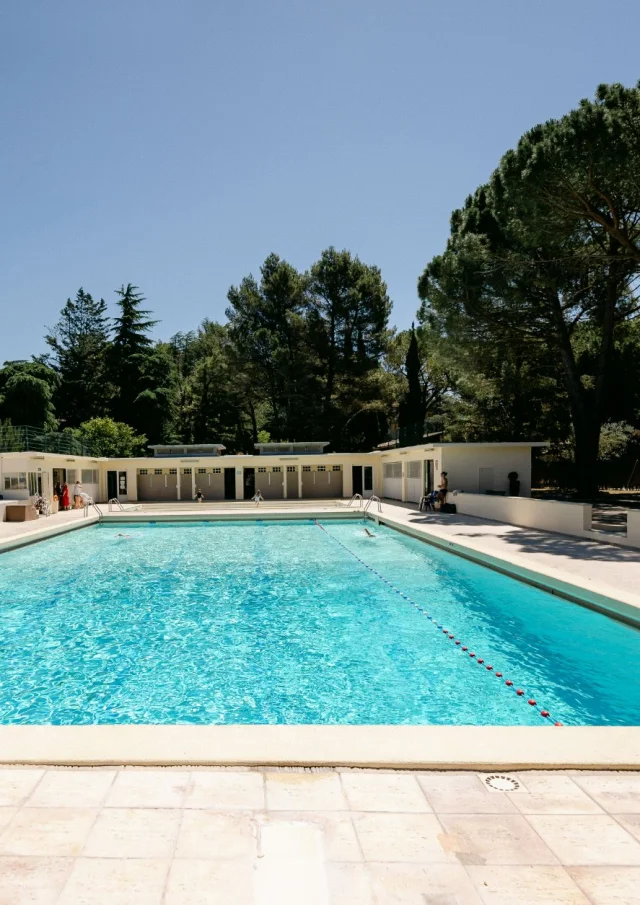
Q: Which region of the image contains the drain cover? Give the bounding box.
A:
[484,774,520,791]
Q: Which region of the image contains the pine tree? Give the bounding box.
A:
[398,326,425,446]
[109,284,158,429]
[45,288,111,426]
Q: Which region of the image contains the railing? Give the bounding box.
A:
[344,493,363,508]
[363,495,382,515]
[0,424,95,456]
[108,498,124,511]
[83,498,103,520]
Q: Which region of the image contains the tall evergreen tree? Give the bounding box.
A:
[398,327,425,446]
[108,284,158,430]
[45,288,110,426]
[0,360,59,429]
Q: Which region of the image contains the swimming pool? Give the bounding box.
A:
[0,519,638,726]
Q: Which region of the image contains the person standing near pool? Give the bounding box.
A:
[72,479,83,508]
[61,482,70,511]
[438,471,448,505]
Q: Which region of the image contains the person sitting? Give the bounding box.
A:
[195,488,205,502]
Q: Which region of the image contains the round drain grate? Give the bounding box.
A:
[484,774,520,792]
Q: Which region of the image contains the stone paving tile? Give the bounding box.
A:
[572,772,640,814]
[263,810,362,861]
[527,814,640,866]
[416,772,518,814]
[352,812,455,863]
[510,772,604,815]
[184,770,264,810]
[467,864,590,904]
[164,858,254,905]
[340,772,431,813]
[174,810,256,860]
[0,769,44,807]
[265,772,348,811]
[326,863,374,905]
[0,855,73,905]
[613,813,640,843]
[437,813,558,865]
[368,862,483,905]
[569,866,640,904]
[104,770,189,809]
[82,808,181,859]
[0,808,97,858]
[0,807,18,833]
[56,857,169,905]
[27,771,117,809]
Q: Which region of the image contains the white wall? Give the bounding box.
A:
[441,446,532,496]
[450,493,592,536]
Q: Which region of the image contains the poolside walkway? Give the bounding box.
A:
[0,766,638,904]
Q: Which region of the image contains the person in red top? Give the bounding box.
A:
[61,483,70,511]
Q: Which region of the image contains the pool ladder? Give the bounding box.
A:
[363,495,382,516]
[345,493,363,508]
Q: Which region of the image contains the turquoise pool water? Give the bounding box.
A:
[0,519,638,726]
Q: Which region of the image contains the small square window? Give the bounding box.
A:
[272,466,281,473]
[258,467,266,473]
[139,469,148,475]
[213,468,221,474]
[169,469,177,475]
[332,465,341,472]
[183,468,192,475]
[154,469,163,475]
[317,465,326,472]
[287,466,296,473]
[198,468,207,474]
[302,465,311,472]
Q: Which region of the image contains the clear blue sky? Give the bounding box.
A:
[2,0,639,363]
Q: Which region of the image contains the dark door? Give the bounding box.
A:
[364,466,373,493]
[352,466,363,495]
[243,468,255,500]
[224,468,236,500]
[426,460,434,493]
[107,471,118,499]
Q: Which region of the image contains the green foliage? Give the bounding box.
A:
[77,417,147,458]
[418,82,640,495]
[0,360,58,429]
[45,288,111,426]
[109,284,160,432]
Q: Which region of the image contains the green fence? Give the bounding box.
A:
[0,424,94,457]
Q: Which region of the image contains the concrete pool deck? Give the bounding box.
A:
[0,500,638,771]
[0,766,639,904]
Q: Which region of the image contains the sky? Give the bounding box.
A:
[1,0,639,363]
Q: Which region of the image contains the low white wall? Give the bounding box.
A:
[627,510,640,547]
[450,493,592,536]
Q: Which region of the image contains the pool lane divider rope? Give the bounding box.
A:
[313,520,561,726]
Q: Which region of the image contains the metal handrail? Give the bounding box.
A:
[345,493,363,508]
[363,495,382,515]
[83,498,103,520]
[108,498,125,511]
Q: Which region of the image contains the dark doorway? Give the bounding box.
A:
[107,470,118,499]
[364,466,373,493]
[224,468,236,500]
[352,465,363,496]
[243,468,255,500]
[426,460,434,493]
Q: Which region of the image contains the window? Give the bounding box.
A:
[383,463,402,479]
[169,469,177,475]
[258,467,266,473]
[272,466,281,473]
[139,469,148,476]
[287,466,296,473]
[154,469,163,475]
[28,472,38,495]
[332,465,341,472]
[118,472,127,494]
[198,468,207,474]
[407,461,421,479]
[182,468,192,475]
[81,469,98,484]
[302,465,311,472]
[3,473,27,490]
[212,468,221,474]
[317,465,326,472]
